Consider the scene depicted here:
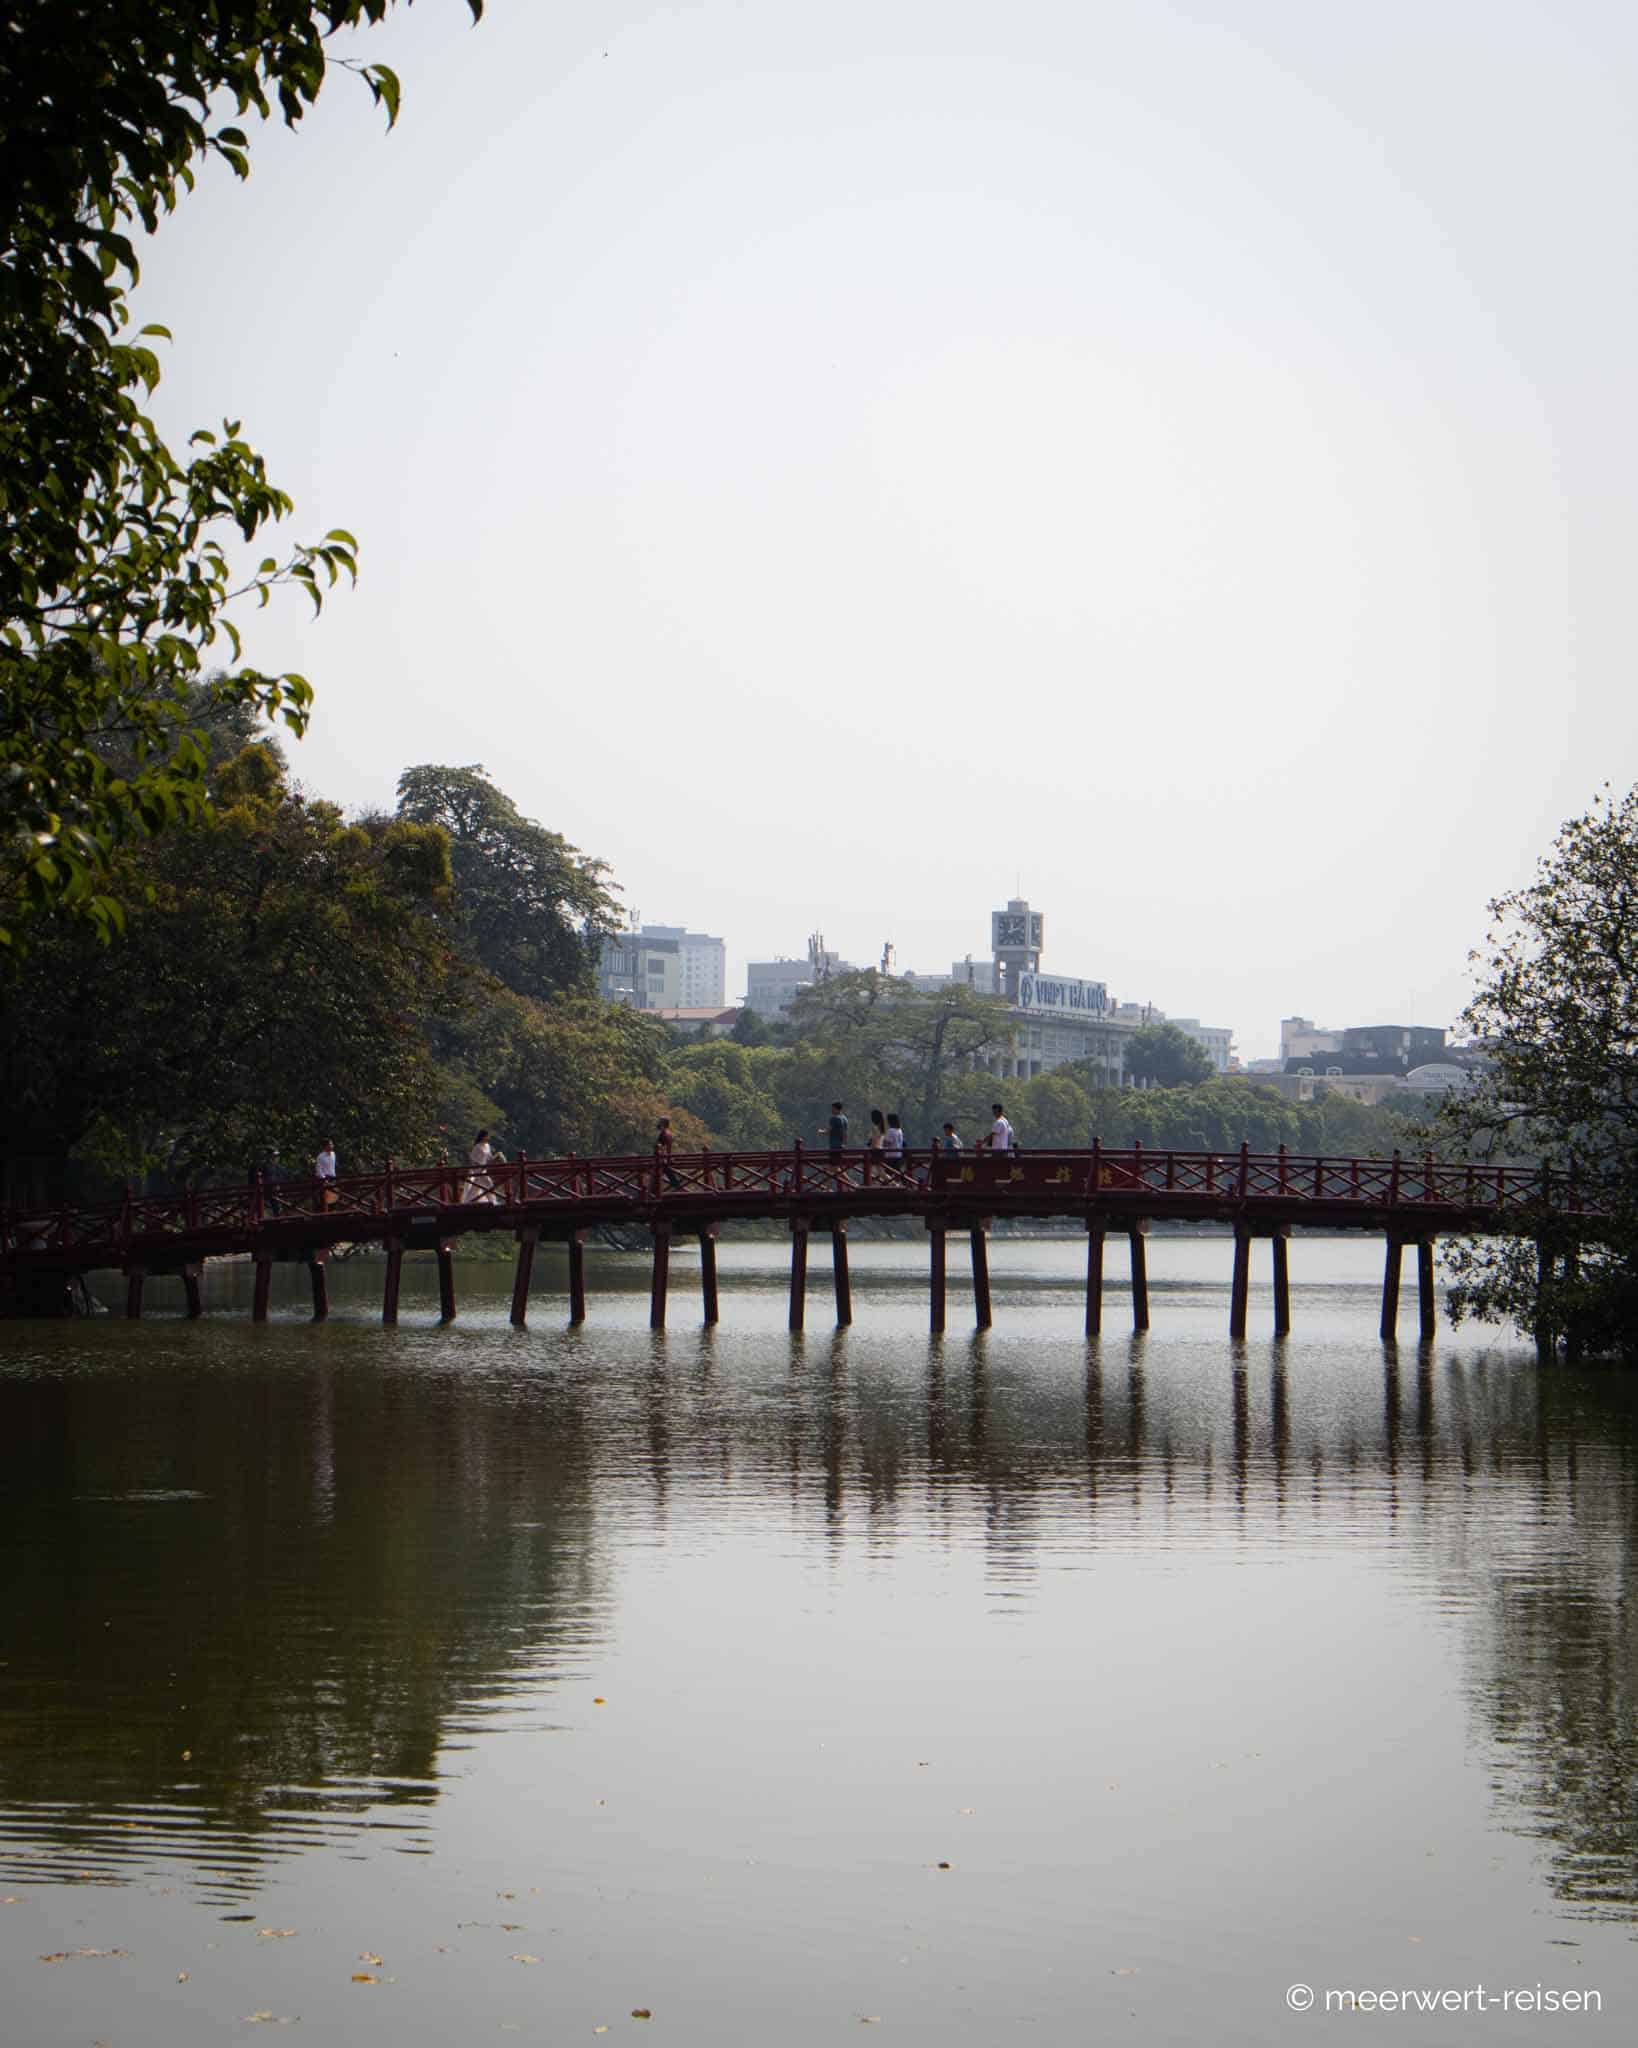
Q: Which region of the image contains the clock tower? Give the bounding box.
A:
[990,897,1044,1004]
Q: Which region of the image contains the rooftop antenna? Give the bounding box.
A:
[880,939,895,975]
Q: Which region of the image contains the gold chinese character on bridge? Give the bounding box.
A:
[1050,1166,1070,1183]
[960,1167,975,1182]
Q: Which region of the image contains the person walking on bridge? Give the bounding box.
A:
[315,1138,337,1208]
[655,1116,682,1190]
[981,1103,1014,1153]
[464,1129,495,1204]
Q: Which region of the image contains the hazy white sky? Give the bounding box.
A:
[134,0,1638,1056]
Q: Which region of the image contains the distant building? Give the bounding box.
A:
[654,1006,739,1039]
[638,926,726,1009]
[599,932,680,1011]
[1280,1017,1447,1071]
[1170,1018,1236,1074]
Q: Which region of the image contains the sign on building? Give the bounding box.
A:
[1016,972,1107,1015]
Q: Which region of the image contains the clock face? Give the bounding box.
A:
[994,913,1028,948]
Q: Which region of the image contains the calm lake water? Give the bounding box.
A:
[2,1233,1635,2045]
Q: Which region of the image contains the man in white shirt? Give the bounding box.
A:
[315,1140,337,1205]
[986,1103,1014,1152]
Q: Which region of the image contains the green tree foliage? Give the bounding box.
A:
[1,1,482,943]
[785,970,1014,1133]
[0,744,458,1204]
[1437,787,1638,1357]
[664,1043,788,1151]
[396,764,620,1001]
[1122,1021,1215,1088]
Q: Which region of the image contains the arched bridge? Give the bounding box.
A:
[0,1144,1597,1344]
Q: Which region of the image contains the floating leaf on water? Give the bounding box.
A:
[351,1972,379,1983]
[180,1750,191,1761]
[40,1949,130,1962]
[358,1952,384,1966]
[1112,1966,1139,1977]
[936,1861,951,1870]
[259,1928,297,1938]
[594,1698,606,1705]
[177,1971,190,1982]
[631,2008,652,2020]
[510,1954,541,1965]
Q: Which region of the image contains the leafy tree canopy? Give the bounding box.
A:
[1122,1021,1215,1089]
[396,763,621,1002]
[786,969,1014,1133]
[1,1,482,945]
[1,742,458,1204]
[1438,786,1638,1356]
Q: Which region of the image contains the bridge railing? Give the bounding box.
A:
[0,1147,1582,1261]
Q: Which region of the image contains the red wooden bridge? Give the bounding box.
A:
[0,1144,1596,1343]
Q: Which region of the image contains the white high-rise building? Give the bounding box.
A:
[639,926,726,1009]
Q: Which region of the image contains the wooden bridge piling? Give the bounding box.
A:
[1229,1226,1251,1340]
[382,1239,403,1326]
[830,1221,851,1327]
[1416,1239,1436,1341]
[789,1220,809,1333]
[699,1227,719,1326]
[1128,1223,1150,1333]
[181,1264,203,1319]
[252,1255,272,1324]
[308,1249,329,1324]
[971,1223,992,1330]
[650,1227,670,1330]
[1380,1236,1403,1342]
[1085,1224,1105,1336]
[435,1242,455,1324]
[510,1227,538,1329]
[1272,1229,1291,1338]
[929,1222,947,1334]
[568,1232,587,1325]
[125,1268,144,1320]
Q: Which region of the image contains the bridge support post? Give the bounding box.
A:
[510,1226,538,1329]
[125,1268,144,1320]
[1380,1235,1403,1343]
[436,1241,456,1324]
[382,1239,403,1326]
[929,1222,947,1335]
[252,1256,272,1324]
[181,1264,203,1319]
[970,1222,992,1330]
[308,1249,330,1324]
[1085,1224,1105,1336]
[789,1220,809,1333]
[1128,1223,1150,1332]
[650,1227,671,1331]
[1416,1238,1436,1341]
[568,1232,587,1326]
[1534,1238,1554,1364]
[1271,1229,1291,1338]
[1229,1225,1251,1340]
[830,1221,851,1327]
[699,1227,719,1326]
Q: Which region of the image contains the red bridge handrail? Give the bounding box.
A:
[0,1147,1591,1264]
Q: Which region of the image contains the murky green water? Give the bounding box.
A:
[2,1234,1635,2044]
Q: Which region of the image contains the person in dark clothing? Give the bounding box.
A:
[254,1146,283,1216]
[655,1117,682,1189]
[819,1101,849,1152]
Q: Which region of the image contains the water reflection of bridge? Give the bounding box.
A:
[1,1335,1632,1919]
[2,1146,1601,1344]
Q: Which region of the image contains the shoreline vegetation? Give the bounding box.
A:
[1,738,1423,1219]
